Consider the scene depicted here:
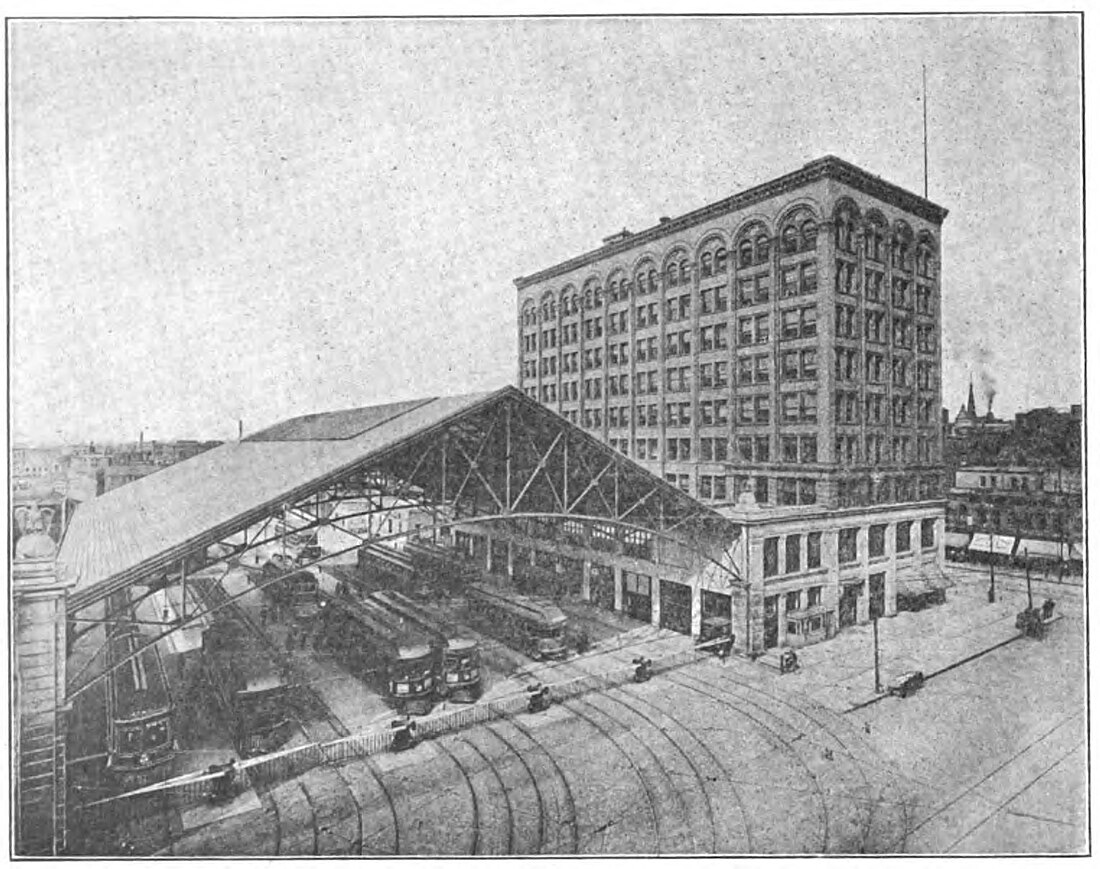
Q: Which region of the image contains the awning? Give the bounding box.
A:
[1016,539,1063,560]
[944,532,971,549]
[968,534,1016,556]
[786,605,827,622]
[1071,543,1085,561]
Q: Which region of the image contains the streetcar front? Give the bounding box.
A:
[235,674,292,757]
[388,644,436,715]
[530,620,569,661]
[441,638,482,701]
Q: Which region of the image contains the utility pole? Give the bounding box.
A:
[988,525,996,603]
[873,616,882,694]
[1024,548,1033,610]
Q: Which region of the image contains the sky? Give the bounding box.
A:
[9,14,1084,445]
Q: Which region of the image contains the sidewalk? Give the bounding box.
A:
[759,572,1053,714]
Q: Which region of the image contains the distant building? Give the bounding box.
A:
[946,465,1082,568]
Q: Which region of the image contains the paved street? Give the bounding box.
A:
[84,558,1086,857]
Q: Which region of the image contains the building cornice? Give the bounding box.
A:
[515,156,949,290]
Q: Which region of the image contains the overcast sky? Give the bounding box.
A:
[10,14,1083,445]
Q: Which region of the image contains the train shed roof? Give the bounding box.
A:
[60,386,732,611]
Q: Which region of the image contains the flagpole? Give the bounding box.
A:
[922,64,929,198]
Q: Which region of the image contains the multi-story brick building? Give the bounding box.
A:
[512,156,953,653]
[515,155,947,511]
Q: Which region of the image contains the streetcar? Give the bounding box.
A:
[259,556,322,622]
[316,591,438,714]
[104,589,176,785]
[466,582,569,661]
[200,613,294,757]
[368,589,483,702]
[357,543,433,600]
[405,537,473,594]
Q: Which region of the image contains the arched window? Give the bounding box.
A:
[781,225,799,255]
[739,240,753,268]
[549,299,557,319]
[680,261,690,282]
[647,270,657,291]
[715,248,728,273]
[584,289,593,309]
[594,287,603,307]
[801,219,818,251]
[667,264,678,287]
[700,252,713,277]
[755,235,770,264]
[572,293,580,313]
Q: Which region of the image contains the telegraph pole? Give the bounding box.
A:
[1024,548,1033,610]
[871,620,880,695]
[988,526,996,603]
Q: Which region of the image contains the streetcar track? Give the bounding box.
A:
[556,697,662,853]
[666,669,831,853]
[603,684,729,853]
[713,672,880,847]
[490,716,580,854]
[330,766,366,855]
[296,779,320,855]
[890,711,1083,851]
[477,723,546,851]
[359,757,401,855]
[573,690,707,852]
[432,739,481,855]
[452,734,515,854]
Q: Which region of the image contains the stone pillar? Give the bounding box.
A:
[777,590,788,648]
[650,574,662,628]
[613,565,624,612]
[690,583,701,638]
[14,540,74,856]
[485,536,494,574]
[581,560,591,601]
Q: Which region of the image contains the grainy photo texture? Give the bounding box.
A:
[9,13,1086,857]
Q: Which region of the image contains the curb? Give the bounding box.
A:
[843,630,1027,713]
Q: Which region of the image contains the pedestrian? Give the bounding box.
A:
[823,748,834,761]
[259,605,269,627]
[285,628,295,653]
[864,722,872,735]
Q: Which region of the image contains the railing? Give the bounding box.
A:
[70,639,717,844]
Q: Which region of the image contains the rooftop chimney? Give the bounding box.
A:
[659,216,671,224]
[601,228,633,246]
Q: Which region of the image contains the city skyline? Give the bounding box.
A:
[10,15,1083,445]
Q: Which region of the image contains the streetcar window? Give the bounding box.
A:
[530,623,563,639]
[144,719,169,749]
[120,726,143,752]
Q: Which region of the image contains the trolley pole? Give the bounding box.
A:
[873,617,882,694]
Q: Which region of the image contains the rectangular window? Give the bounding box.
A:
[755,314,770,344]
[754,395,771,424]
[839,528,859,564]
[780,267,798,299]
[782,393,799,422]
[799,478,817,505]
[800,436,817,463]
[786,535,801,573]
[781,435,799,463]
[755,355,771,383]
[738,397,754,424]
[755,475,770,504]
[807,532,822,568]
[738,437,753,461]
[781,309,800,340]
[764,537,779,577]
[896,521,912,553]
[755,436,770,462]
[921,518,936,549]
[782,350,800,380]
[869,524,886,558]
[778,478,798,505]
[800,263,817,294]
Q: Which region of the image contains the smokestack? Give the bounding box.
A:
[238,419,243,442]
[139,430,144,450]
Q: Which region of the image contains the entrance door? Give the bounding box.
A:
[764,595,779,649]
[590,564,615,611]
[659,580,693,635]
[839,582,860,628]
[622,572,652,623]
[869,572,886,620]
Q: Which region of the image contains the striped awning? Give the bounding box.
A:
[968,534,1016,556]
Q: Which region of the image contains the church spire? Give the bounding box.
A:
[966,376,977,416]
